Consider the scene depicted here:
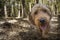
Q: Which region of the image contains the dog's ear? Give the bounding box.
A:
[46,6,53,19]
[29,12,35,25]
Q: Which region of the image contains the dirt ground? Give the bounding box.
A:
[0,19,59,40]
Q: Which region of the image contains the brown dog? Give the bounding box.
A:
[29,4,52,38]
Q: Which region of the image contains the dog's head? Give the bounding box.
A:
[29,4,52,30]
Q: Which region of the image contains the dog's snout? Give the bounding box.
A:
[39,18,45,24]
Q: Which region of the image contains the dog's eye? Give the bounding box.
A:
[34,11,38,15]
[43,10,47,13]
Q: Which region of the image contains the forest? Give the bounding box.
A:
[0,0,60,40]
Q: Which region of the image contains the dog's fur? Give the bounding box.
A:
[29,4,52,38]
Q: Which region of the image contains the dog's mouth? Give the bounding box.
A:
[39,23,48,30]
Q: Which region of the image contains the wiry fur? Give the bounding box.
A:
[29,4,52,38]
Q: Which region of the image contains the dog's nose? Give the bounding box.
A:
[39,18,45,24]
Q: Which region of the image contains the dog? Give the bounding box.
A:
[29,4,52,38]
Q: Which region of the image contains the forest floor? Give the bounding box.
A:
[0,17,59,40]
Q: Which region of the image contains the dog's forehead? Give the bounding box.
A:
[31,4,51,17]
[31,4,49,12]
[40,5,49,10]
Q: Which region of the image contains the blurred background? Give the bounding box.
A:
[0,0,60,40]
